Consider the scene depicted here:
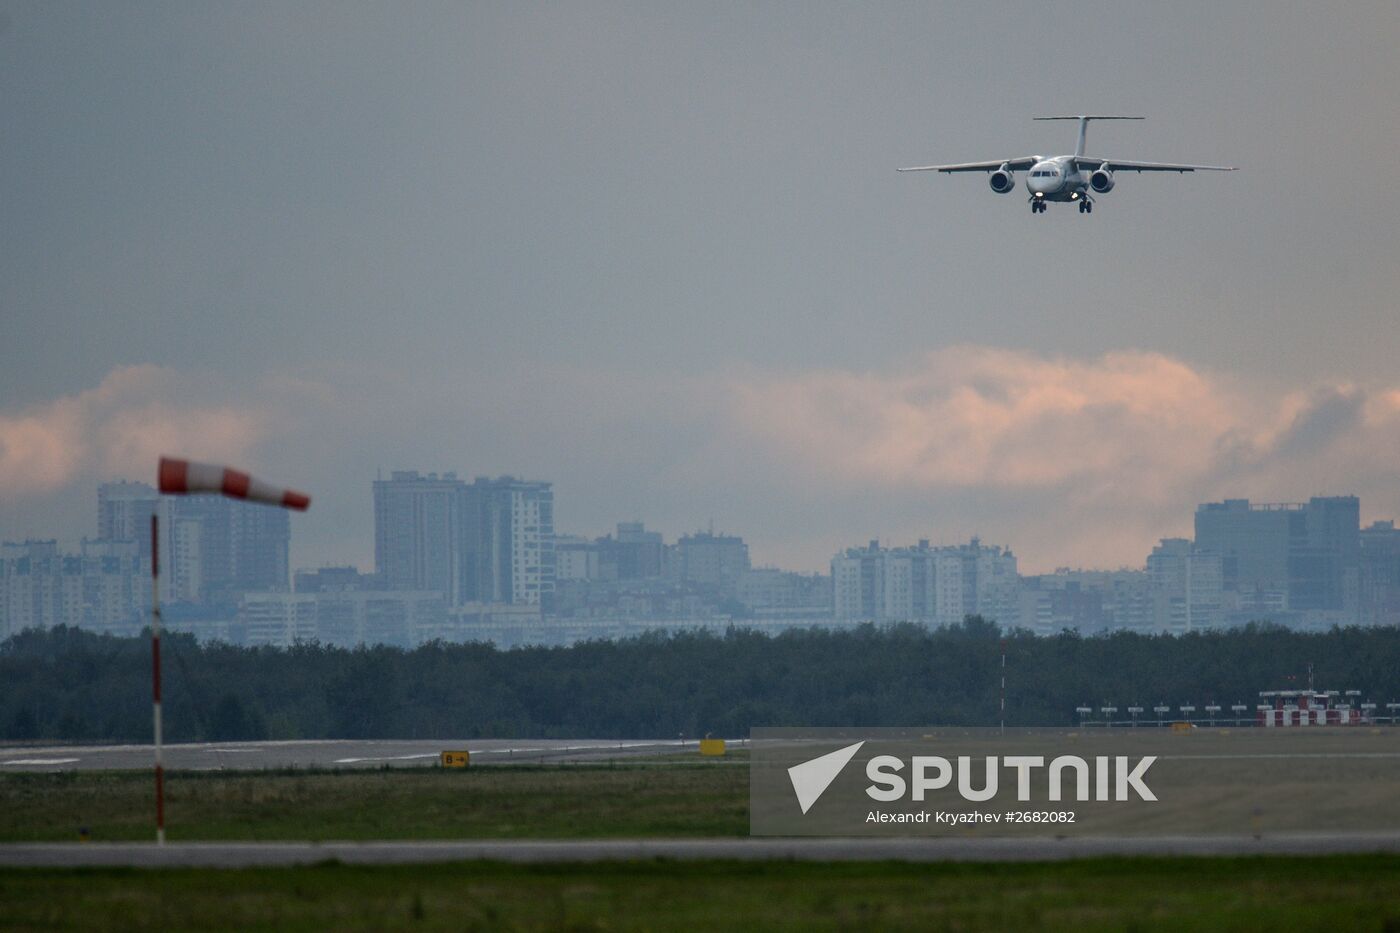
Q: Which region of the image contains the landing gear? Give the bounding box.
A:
[1030,199,1046,214]
[1078,197,1094,214]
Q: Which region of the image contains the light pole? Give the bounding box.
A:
[150,515,164,845]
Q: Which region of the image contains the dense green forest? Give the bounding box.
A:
[4,621,1400,742]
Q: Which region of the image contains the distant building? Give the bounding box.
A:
[1146,538,1224,632]
[0,539,147,637]
[97,480,290,607]
[238,589,448,648]
[673,532,750,592]
[238,592,317,646]
[553,536,599,582]
[1195,497,1359,614]
[294,566,373,593]
[372,472,555,609]
[97,481,159,542]
[597,522,664,580]
[736,568,832,613]
[832,537,1016,626]
[461,476,555,607]
[373,471,467,602]
[1019,569,1152,635]
[1360,520,1400,625]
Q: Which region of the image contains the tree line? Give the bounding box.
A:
[4,620,1400,742]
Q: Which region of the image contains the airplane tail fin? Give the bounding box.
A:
[1034,116,1144,158]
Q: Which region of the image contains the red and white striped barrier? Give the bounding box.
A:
[158,456,310,510]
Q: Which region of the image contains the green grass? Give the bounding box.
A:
[0,763,748,842]
[3,856,1400,931]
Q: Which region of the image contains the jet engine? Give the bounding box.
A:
[1090,164,1115,193]
[988,165,1016,194]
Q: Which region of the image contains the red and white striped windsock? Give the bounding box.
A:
[158,457,310,510]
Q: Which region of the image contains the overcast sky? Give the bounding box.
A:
[2,1,1399,574]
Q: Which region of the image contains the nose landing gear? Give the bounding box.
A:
[1078,197,1094,214]
[1030,198,1046,214]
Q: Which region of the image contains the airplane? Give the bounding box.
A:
[898,116,1236,214]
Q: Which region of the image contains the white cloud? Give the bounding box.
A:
[0,365,270,495]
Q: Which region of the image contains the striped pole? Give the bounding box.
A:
[151,513,164,846]
[150,456,310,844]
[1000,638,1006,735]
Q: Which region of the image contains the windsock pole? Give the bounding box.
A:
[151,513,164,845]
[151,457,310,845]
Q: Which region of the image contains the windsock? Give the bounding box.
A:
[158,457,310,510]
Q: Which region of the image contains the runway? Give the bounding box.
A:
[4,834,1400,868]
[0,738,720,771]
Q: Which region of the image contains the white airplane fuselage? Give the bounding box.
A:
[1026,157,1090,203]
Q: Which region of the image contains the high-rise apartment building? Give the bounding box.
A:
[832,537,1016,626]
[96,481,290,607]
[461,476,555,607]
[373,472,555,608]
[1146,538,1224,631]
[0,539,147,637]
[97,482,160,542]
[1360,520,1400,625]
[1195,497,1359,612]
[373,471,467,601]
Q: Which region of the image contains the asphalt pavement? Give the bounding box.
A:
[4,834,1400,867]
[0,738,723,771]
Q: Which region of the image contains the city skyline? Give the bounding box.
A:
[4,472,1395,579]
[8,471,1400,650]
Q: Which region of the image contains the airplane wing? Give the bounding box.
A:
[1075,158,1237,173]
[897,157,1037,173]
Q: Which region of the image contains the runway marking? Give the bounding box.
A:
[331,743,667,763]
[1,759,81,766]
[1166,753,1400,760]
[473,742,669,755]
[332,753,442,764]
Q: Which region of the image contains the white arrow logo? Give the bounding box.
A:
[787,741,865,814]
